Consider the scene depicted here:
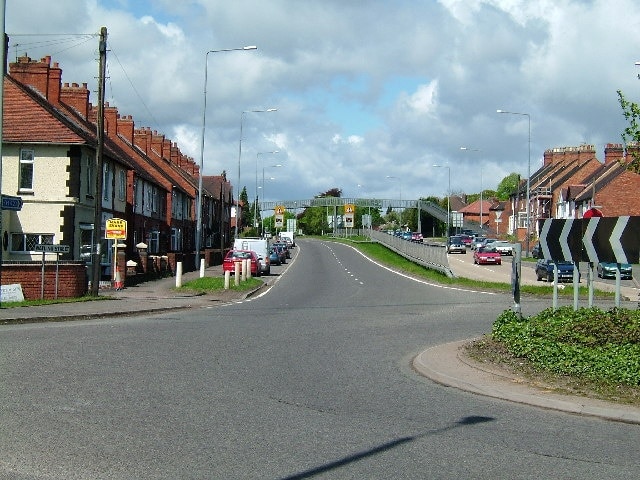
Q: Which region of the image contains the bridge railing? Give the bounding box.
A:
[368,230,454,277]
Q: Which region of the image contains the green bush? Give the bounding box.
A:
[492,307,640,386]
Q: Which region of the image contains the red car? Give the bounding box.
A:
[222,250,260,276]
[473,246,502,265]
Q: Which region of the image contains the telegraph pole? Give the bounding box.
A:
[90,26,107,296]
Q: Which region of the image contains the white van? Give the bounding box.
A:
[234,238,270,275]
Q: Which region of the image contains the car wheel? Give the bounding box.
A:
[547,273,553,283]
[536,271,542,281]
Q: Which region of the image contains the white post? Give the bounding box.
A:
[234,261,241,286]
[242,259,248,281]
[224,270,231,290]
[175,261,183,288]
[199,258,205,278]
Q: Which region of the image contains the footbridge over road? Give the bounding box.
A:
[259,197,481,232]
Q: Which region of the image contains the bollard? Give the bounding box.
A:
[199,258,205,278]
[234,261,241,286]
[224,270,231,290]
[175,261,183,288]
[242,259,248,281]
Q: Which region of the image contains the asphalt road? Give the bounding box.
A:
[1,238,640,479]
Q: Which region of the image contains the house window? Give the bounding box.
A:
[103,163,111,200]
[148,230,160,254]
[170,227,182,251]
[19,149,35,192]
[11,233,54,253]
[86,154,94,196]
[118,170,126,201]
[517,211,528,229]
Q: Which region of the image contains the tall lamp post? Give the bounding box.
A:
[460,147,482,231]
[236,108,277,238]
[261,164,282,235]
[497,109,531,256]
[255,151,279,234]
[196,45,257,268]
[433,165,450,237]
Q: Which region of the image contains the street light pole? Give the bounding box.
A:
[196,45,256,268]
[497,109,531,256]
[433,165,450,237]
[235,108,277,239]
[256,151,279,235]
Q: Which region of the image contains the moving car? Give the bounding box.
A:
[597,262,633,279]
[411,232,424,243]
[535,259,578,283]
[447,236,466,254]
[492,241,514,256]
[473,246,502,265]
[222,250,260,276]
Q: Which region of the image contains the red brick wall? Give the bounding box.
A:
[2,262,88,300]
[596,170,640,216]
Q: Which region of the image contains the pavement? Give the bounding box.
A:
[2,254,640,424]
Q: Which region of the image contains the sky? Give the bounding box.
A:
[5,0,640,205]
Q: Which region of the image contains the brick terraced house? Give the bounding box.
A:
[1,55,233,293]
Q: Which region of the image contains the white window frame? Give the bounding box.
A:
[10,233,54,253]
[148,230,160,254]
[170,227,182,251]
[19,148,35,192]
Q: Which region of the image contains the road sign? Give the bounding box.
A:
[105,218,127,239]
[539,218,583,261]
[1,194,23,211]
[539,216,640,264]
[34,244,70,254]
[582,216,640,264]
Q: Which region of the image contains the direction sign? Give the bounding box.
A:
[539,218,583,261]
[34,244,70,254]
[539,216,640,264]
[1,194,23,211]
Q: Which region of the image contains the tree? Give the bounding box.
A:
[496,173,521,200]
[239,187,250,230]
[617,90,640,173]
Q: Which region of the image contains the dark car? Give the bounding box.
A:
[535,259,578,283]
[269,248,282,266]
[531,242,541,258]
[597,262,633,280]
[272,241,290,258]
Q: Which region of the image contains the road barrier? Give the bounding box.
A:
[369,230,454,277]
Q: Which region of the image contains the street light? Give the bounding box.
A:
[497,109,531,256]
[261,164,282,235]
[460,147,483,231]
[195,45,257,267]
[236,108,277,238]
[255,151,279,233]
[433,165,450,237]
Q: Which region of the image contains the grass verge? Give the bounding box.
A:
[177,276,263,293]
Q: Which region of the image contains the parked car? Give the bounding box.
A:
[531,242,542,258]
[272,241,291,259]
[597,262,633,279]
[273,244,287,264]
[411,232,424,243]
[535,259,578,283]
[447,236,466,254]
[492,241,514,256]
[473,246,502,265]
[268,247,282,266]
[401,231,413,241]
[222,250,260,276]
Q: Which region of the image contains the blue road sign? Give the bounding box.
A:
[1,195,23,211]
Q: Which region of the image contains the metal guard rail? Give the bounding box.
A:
[369,230,454,278]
